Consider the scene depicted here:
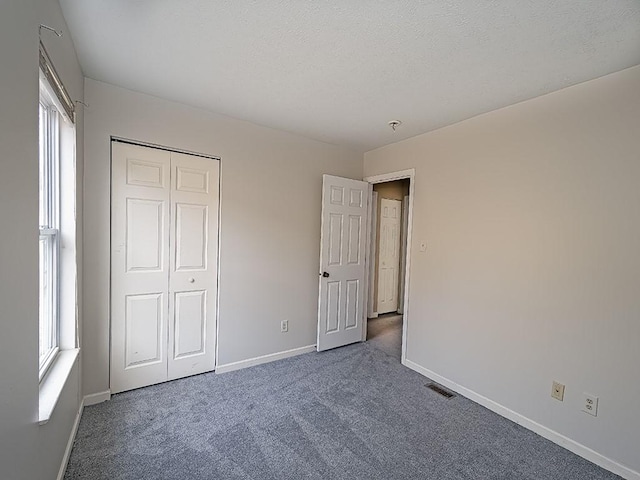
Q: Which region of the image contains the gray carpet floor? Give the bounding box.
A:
[65,315,621,479]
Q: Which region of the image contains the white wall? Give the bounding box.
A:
[364,65,640,476]
[82,79,362,395]
[0,1,84,479]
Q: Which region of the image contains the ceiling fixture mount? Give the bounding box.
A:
[388,120,402,131]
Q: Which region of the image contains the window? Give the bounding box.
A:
[39,84,61,378]
[37,43,79,423]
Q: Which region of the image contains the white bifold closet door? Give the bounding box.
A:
[111,141,219,394]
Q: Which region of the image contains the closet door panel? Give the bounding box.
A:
[168,152,219,380]
[111,142,171,393]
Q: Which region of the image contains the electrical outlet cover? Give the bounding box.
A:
[582,393,598,416]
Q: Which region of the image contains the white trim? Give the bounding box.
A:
[365,169,415,184]
[83,390,111,406]
[398,195,409,313]
[367,191,378,319]
[362,184,372,339]
[38,349,80,425]
[56,397,84,480]
[39,68,73,125]
[214,159,223,371]
[57,390,112,478]
[216,345,316,374]
[364,168,415,364]
[403,359,640,480]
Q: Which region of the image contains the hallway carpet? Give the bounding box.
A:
[65,317,620,479]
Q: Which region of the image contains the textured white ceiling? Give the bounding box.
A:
[59,1,640,151]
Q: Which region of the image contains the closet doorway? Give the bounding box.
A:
[110,140,220,393]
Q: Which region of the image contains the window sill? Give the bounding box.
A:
[38,348,79,425]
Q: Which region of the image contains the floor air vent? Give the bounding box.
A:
[425,383,455,398]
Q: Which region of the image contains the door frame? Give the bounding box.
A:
[363,168,415,365]
[367,191,378,319]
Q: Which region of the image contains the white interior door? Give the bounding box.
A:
[111,142,219,393]
[167,152,219,381]
[317,175,369,352]
[111,142,171,393]
[377,198,401,314]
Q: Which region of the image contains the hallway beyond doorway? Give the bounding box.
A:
[366,314,402,360]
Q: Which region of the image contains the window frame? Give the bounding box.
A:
[38,78,62,381]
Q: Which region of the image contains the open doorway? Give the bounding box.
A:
[315,170,414,361]
[364,170,414,363]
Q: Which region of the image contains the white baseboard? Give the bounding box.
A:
[368,312,379,319]
[56,398,84,480]
[83,390,111,406]
[403,359,640,480]
[216,345,316,374]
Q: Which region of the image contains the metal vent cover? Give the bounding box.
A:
[425,383,455,398]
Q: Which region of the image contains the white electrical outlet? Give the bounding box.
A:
[551,381,565,401]
[582,393,598,416]
[420,242,427,252]
[280,320,288,333]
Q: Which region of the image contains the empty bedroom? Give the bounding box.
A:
[1,1,639,479]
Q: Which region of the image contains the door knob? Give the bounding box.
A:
[188,277,195,283]
[321,272,330,278]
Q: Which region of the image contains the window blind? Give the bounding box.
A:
[39,41,75,124]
